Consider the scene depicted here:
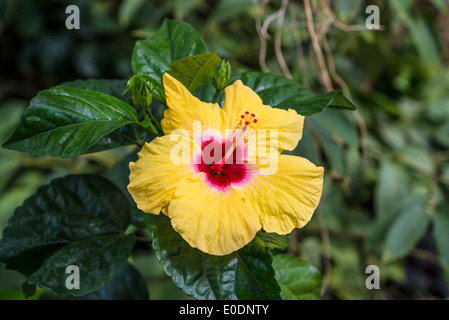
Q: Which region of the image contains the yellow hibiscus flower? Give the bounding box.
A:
[128,73,324,256]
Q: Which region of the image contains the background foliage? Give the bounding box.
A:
[0,0,448,299]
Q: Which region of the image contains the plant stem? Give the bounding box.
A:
[137,106,162,137]
[212,88,221,104]
[145,123,160,137]
[147,106,162,131]
[140,107,149,120]
[132,122,160,137]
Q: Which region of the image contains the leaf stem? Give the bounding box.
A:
[140,107,149,120]
[132,122,160,137]
[137,106,162,137]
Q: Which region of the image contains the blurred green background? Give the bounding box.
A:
[1,0,448,300]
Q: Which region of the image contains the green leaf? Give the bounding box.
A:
[0,100,27,145]
[2,85,141,158]
[26,234,135,296]
[89,262,148,300]
[277,90,357,116]
[150,215,281,300]
[305,107,359,176]
[63,79,154,152]
[168,52,221,93]
[272,254,322,300]
[105,150,146,228]
[383,195,431,262]
[131,19,207,102]
[238,72,356,116]
[21,282,36,299]
[254,231,291,250]
[397,145,435,174]
[63,79,131,103]
[40,262,149,300]
[375,157,413,218]
[432,203,449,283]
[0,174,135,296]
[368,158,414,247]
[209,0,254,24]
[238,71,314,106]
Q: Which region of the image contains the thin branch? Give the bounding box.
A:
[304,0,333,91]
[274,0,292,79]
[261,10,279,39]
[321,33,368,167]
[323,1,383,32]
[253,0,271,72]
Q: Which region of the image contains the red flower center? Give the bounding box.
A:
[193,135,252,192]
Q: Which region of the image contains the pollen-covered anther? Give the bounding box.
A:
[240,111,257,130]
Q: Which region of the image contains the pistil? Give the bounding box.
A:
[210,111,257,174]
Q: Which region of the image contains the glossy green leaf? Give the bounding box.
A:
[168,52,221,93]
[40,262,149,300]
[383,195,431,262]
[63,79,131,102]
[131,19,207,102]
[238,72,356,116]
[105,150,146,228]
[63,79,154,151]
[238,71,314,106]
[2,85,141,158]
[26,234,135,296]
[150,215,281,300]
[90,262,148,300]
[193,81,225,104]
[0,174,135,296]
[273,254,322,300]
[277,90,357,116]
[254,231,291,250]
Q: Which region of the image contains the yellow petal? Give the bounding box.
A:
[128,134,193,214]
[162,73,228,135]
[167,173,261,256]
[223,80,304,152]
[238,154,324,234]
